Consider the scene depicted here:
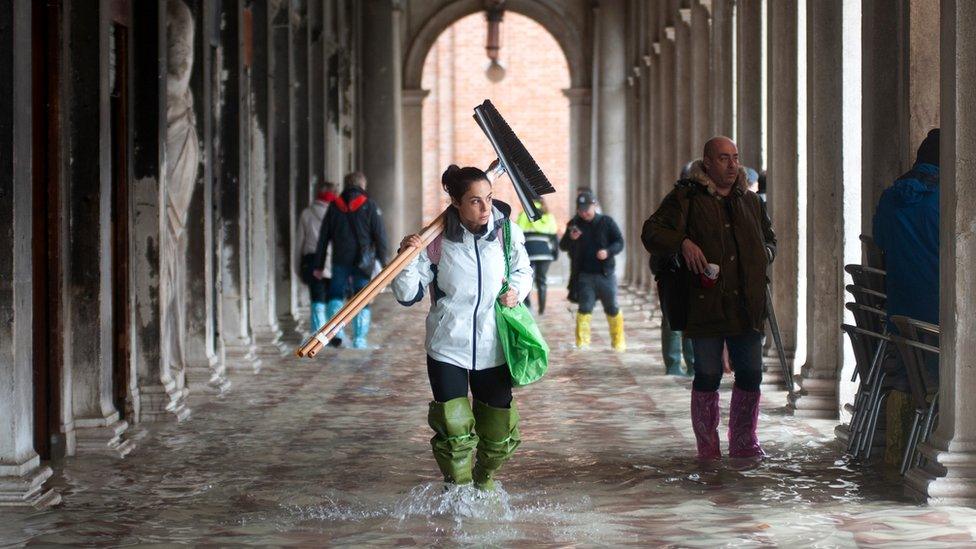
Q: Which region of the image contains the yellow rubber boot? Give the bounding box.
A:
[608,312,626,352]
[575,313,592,349]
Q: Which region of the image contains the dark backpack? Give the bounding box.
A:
[650,183,696,331]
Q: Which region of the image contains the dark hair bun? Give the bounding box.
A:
[441,165,489,203]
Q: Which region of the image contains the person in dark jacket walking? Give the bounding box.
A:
[560,191,626,351]
[313,171,389,348]
[642,136,776,461]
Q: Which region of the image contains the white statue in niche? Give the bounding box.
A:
[162,0,198,389]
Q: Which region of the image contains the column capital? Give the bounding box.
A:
[562,87,592,105]
[698,0,713,16]
[679,8,692,25]
[652,42,661,55]
[643,54,652,67]
[401,88,430,107]
[664,26,676,42]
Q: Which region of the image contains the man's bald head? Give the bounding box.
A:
[701,136,740,193]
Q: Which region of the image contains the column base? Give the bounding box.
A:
[252,326,287,358]
[223,338,262,373]
[905,441,976,506]
[787,376,838,419]
[137,378,191,423]
[761,355,792,391]
[74,413,135,457]
[186,353,231,395]
[0,456,61,508]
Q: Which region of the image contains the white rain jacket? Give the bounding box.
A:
[392,203,532,370]
[295,199,330,278]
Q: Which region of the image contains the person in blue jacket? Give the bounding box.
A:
[873,129,940,331]
[872,128,939,468]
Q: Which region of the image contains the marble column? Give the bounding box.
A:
[735,0,762,170]
[788,0,843,419]
[323,0,344,184]
[288,0,311,329]
[761,0,799,391]
[905,0,976,506]
[361,0,405,246]
[61,2,143,444]
[130,0,192,423]
[690,2,712,156]
[660,29,677,194]
[563,88,592,210]
[271,2,296,335]
[637,53,653,294]
[248,0,285,356]
[674,9,693,170]
[185,0,228,393]
[710,0,734,137]
[593,0,628,279]
[402,88,429,235]
[0,0,60,508]
[217,0,261,371]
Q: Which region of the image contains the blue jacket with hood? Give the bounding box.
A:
[872,162,940,326]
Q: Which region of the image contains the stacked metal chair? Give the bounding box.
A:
[889,315,940,475]
[842,237,893,460]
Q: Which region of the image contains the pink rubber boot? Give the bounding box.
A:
[691,390,721,459]
[728,386,765,458]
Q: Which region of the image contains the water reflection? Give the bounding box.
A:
[3,293,975,547]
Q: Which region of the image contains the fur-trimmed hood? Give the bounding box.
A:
[684,160,749,197]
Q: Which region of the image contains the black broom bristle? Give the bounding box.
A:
[473,100,555,221]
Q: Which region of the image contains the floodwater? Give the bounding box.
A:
[4,290,976,547]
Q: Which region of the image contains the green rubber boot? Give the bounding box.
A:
[472,400,522,491]
[427,397,479,484]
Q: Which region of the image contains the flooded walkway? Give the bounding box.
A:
[4,290,976,547]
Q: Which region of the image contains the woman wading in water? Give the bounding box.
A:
[392,165,533,490]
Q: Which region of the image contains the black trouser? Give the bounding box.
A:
[300,253,329,302]
[523,260,551,314]
[427,355,513,408]
[691,331,763,392]
[576,271,619,316]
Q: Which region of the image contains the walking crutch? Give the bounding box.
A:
[766,282,796,401]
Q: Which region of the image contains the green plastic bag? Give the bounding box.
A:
[495,220,549,386]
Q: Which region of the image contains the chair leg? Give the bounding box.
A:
[916,396,939,469]
[862,376,887,460]
[899,410,923,475]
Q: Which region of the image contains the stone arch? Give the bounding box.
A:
[403,0,588,91]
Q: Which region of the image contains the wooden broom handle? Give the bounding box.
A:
[296,213,446,358]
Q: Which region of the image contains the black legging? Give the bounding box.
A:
[427,355,513,408]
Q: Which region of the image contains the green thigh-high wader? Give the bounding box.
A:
[428,398,520,490]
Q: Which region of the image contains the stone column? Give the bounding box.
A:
[216,0,261,371]
[860,0,909,236]
[690,2,712,155]
[402,88,429,235]
[361,0,404,245]
[271,2,296,335]
[735,0,762,169]
[563,88,592,208]
[905,0,976,506]
[710,0,734,137]
[762,0,799,390]
[593,0,627,278]
[788,0,843,419]
[130,0,192,423]
[248,0,285,355]
[60,2,142,445]
[185,0,228,393]
[674,9,693,170]
[289,0,311,328]
[659,29,677,194]
[323,1,343,184]
[0,0,60,508]
[637,53,653,293]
